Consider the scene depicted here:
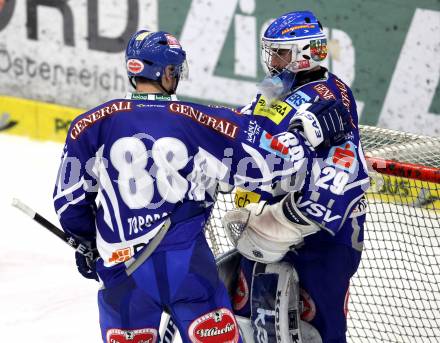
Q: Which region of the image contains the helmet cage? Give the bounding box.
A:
[262,37,327,75]
[171,59,189,81]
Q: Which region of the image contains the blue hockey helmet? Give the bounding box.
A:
[125,30,188,88]
[262,11,327,74]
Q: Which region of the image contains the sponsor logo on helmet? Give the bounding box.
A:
[281,24,316,35]
[292,59,310,70]
[300,288,316,322]
[127,59,144,74]
[70,101,132,140]
[168,103,239,139]
[310,39,328,62]
[188,308,239,343]
[135,31,152,41]
[106,327,157,343]
[233,270,249,311]
[165,34,181,49]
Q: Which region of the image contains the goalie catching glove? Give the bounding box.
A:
[289,99,353,149]
[222,193,319,263]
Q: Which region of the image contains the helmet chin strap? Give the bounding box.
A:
[158,68,180,95]
[129,77,137,90]
[158,79,173,95]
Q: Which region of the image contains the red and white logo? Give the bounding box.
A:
[333,145,355,168]
[188,308,239,343]
[165,34,181,48]
[169,103,239,139]
[325,141,358,173]
[70,101,132,140]
[293,60,310,70]
[127,59,144,74]
[259,131,290,160]
[106,328,157,343]
[300,288,316,322]
[233,270,249,311]
[313,83,336,100]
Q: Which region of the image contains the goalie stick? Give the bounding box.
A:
[11,198,97,260]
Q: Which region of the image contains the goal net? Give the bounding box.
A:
[204,125,440,343]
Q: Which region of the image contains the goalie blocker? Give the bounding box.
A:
[222,192,319,263]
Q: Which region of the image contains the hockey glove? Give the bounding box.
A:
[289,99,353,149]
[222,193,319,263]
[75,251,98,281]
[73,240,99,281]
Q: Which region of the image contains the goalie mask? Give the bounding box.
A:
[262,10,328,75]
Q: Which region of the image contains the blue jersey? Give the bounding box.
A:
[240,71,369,250]
[53,94,314,269]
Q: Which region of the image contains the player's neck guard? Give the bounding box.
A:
[125,92,178,101]
[293,67,328,89]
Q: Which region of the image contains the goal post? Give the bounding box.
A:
[204,125,440,342]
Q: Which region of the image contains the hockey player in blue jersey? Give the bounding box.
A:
[53,28,353,343]
[221,11,370,343]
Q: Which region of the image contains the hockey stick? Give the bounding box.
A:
[11,198,96,259]
[13,197,180,341]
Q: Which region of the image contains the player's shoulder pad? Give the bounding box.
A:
[167,100,241,115]
[325,72,356,115]
[238,96,259,115]
[68,99,133,141]
[167,100,242,138]
[249,94,295,126]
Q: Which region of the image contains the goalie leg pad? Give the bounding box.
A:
[236,315,255,343]
[300,321,323,343]
[251,262,303,343]
[216,249,242,298]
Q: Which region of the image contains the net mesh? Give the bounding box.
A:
[204,125,440,343]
